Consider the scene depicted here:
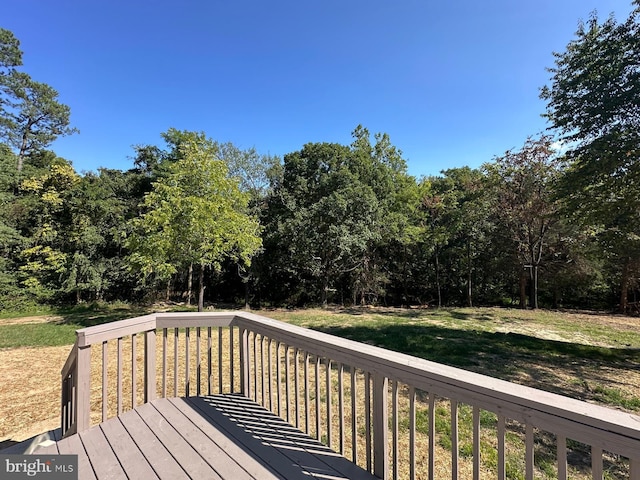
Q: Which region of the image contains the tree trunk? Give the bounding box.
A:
[402,245,409,308]
[435,246,442,308]
[620,259,630,314]
[321,275,329,307]
[198,264,205,312]
[244,280,250,310]
[529,265,539,309]
[166,278,171,303]
[466,239,473,308]
[187,263,193,306]
[519,269,527,309]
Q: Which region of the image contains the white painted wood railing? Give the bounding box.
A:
[61,311,640,480]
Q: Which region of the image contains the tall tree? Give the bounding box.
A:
[0,28,77,172]
[541,3,640,311]
[127,137,262,311]
[484,136,562,309]
[263,142,376,305]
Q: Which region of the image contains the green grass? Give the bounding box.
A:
[269,307,640,412]
[0,323,81,348]
[0,301,193,349]
[0,304,56,319]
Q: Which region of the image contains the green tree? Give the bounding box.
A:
[0,28,22,71]
[541,3,640,311]
[16,158,79,301]
[0,28,77,172]
[484,136,562,309]
[127,138,262,311]
[261,127,415,306]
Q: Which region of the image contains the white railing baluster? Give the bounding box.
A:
[284,344,290,423]
[452,400,459,480]
[315,355,321,440]
[131,333,137,408]
[351,367,358,465]
[230,326,234,391]
[294,347,300,428]
[372,373,388,480]
[525,423,534,480]
[497,414,506,480]
[261,335,266,407]
[102,341,107,422]
[365,371,371,472]
[144,329,155,403]
[326,358,332,448]
[392,380,399,480]
[338,362,344,455]
[304,352,310,435]
[276,341,281,417]
[240,327,249,397]
[473,406,480,480]
[173,328,178,397]
[162,329,167,398]
[117,337,123,415]
[218,327,223,393]
[196,327,201,396]
[207,326,212,396]
[268,338,273,412]
[409,385,416,480]
[557,434,567,480]
[591,446,603,480]
[185,327,190,397]
[76,345,91,432]
[252,332,258,401]
[429,393,435,480]
[631,458,640,480]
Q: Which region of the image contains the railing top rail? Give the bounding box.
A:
[76,314,156,347]
[75,312,244,347]
[155,311,239,329]
[60,338,79,377]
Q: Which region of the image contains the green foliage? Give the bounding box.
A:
[127,132,262,309]
[542,5,640,311]
[0,27,22,70]
[483,136,564,309]
[0,29,77,171]
[260,126,417,305]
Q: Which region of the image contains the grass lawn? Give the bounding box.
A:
[266,307,640,411]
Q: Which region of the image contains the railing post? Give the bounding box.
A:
[145,329,156,403]
[373,373,389,479]
[240,328,250,396]
[76,345,91,433]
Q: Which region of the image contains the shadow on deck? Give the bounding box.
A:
[30,393,375,480]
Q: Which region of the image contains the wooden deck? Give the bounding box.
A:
[33,393,376,480]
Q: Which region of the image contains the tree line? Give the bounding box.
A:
[1,3,639,312]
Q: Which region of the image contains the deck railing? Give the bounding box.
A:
[60,311,640,480]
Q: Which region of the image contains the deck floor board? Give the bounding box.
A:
[31,394,377,480]
[99,416,159,479]
[56,434,96,480]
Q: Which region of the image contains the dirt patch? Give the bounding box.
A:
[0,345,72,442]
[0,316,63,326]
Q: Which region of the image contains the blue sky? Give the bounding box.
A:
[3,0,636,177]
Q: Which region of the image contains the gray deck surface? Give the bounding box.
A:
[32,393,377,480]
